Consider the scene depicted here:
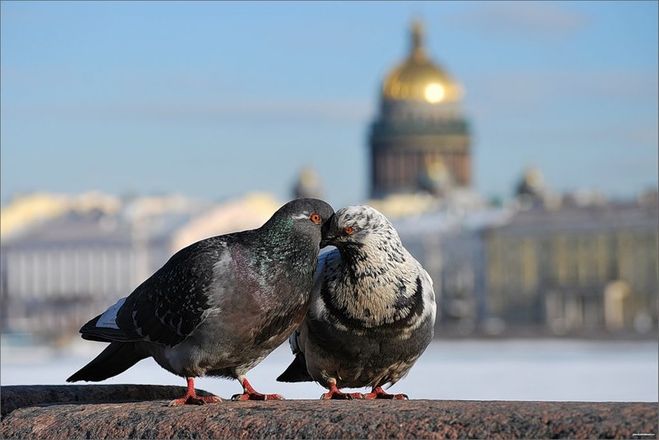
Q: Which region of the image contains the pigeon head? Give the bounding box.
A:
[264,198,334,245]
[321,205,400,250]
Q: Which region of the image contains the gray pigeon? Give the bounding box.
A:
[68,198,334,405]
[277,205,436,399]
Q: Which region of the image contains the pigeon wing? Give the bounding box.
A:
[417,263,437,320]
[80,238,229,347]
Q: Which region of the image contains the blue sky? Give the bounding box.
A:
[2,1,657,208]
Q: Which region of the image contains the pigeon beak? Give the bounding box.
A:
[320,214,337,248]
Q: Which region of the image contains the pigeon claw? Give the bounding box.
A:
[231,392,285,401]
[168,393,222,406]
[234,376,285,401]
[169,377,222,406]
[169,396,199,406]
[320,382,364,400]
[320,390,364,400]
[362,386,408,400]
[168,395,207,406]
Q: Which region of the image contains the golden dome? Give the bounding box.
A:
[383,21,462,104]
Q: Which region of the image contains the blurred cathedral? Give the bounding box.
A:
[369,20,470,198]
[368,20,657,337]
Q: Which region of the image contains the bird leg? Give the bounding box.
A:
[320,379,364,400]
[169,377,222,406]
[362,386,408,400]
[231,376,285,401]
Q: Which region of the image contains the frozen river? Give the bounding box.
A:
[2,339,656,402]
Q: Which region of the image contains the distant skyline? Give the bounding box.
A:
[2,1,657,208]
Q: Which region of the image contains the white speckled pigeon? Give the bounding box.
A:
[68,198,334,405]
[277,205,436,399]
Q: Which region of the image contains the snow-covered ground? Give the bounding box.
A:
[2,339,656,402]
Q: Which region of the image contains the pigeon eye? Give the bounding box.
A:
[309,213,322,225]
[344,226,354,235]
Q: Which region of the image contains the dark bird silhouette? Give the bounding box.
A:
[68,198,334,405]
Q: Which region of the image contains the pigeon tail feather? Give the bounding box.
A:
[79,313,140,343]
[277,353,313,382]
[67,342,147,382]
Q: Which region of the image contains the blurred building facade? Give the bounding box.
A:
[369,21,471,198]
[1,209,139,340]
[483,195,658,335]
[385,192,658,337]
[0,192,280,342]
[392,205,513,336]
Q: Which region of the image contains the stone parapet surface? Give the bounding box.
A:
[1,385,656,439]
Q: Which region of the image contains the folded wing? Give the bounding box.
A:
[80,239,229,347]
